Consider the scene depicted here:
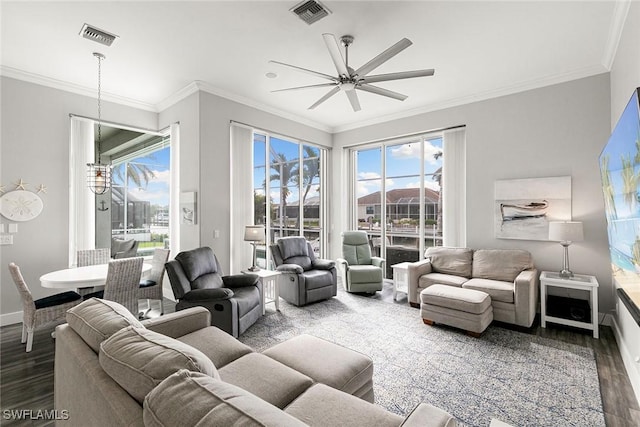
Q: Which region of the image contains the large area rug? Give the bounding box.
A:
[239,289,605,427]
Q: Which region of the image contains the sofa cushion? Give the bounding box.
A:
[425,247,473,278]
[143,370,307,427]
[463,278,515,304]
[177,326,253,368]
[99,326,219,404]
[175,246,217,282]
[285,383,403,427]
[472,249,532,282]
[418,273,468,289]
[66,298,143,353]
[218,353,314,409]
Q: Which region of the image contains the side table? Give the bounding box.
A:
[243,269,280,315]
[540,271,599,338]
[391,262,412,301]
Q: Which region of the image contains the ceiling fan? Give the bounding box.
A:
[269,33,435,112]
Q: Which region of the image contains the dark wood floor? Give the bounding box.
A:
[1,284,639,426]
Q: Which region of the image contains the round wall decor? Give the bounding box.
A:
[0,190,44,222]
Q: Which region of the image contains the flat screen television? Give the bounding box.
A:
[599,87,640,323]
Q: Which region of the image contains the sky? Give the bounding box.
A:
[113,146,171,207]
[251,134,443,204]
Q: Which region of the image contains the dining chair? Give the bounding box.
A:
[8,262,82,352]
[77,248,111,267]
[76,248,111,296]
[138,248,170,318]
[102,257,145,316]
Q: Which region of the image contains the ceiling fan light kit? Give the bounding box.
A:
[270,33,435,112]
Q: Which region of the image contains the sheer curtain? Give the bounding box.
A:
[442,127,467,247]
[169,123,180,260]
[229,122,254,273]
[69,117,95,267]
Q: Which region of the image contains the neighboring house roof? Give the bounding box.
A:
[358,188,439,205]
[287,196,321,207]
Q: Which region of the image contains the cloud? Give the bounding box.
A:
[358,171,381,180]
[389,140,442,165]
[404,179,440,192]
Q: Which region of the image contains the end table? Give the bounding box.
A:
[540,271,599,338]
[391,262,412,301]
[242,269,281,314]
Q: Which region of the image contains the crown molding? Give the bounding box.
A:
[155,81,201,111]
[0,66,157,112]
[333,64,608,133]
[188,80,332,133]
[601,0,631,71]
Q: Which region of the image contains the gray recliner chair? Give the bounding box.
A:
[337,231,385,294]
[269,236,337,306]
[165,246,262,337]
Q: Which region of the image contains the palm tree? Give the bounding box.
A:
[291,147,321,228]
[265,152,296,228]
[600,154,617,220]
[620,154,638,212]
[113,161,156,189]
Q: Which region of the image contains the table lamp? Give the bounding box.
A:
[548,221,583,278]
[244,225,265,272]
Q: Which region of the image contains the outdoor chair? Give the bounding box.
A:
[8,262,82,352]
[337,230,385,294]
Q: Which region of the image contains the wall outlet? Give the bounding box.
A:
[214,230,220,239]
[0,234,13,245]
[8,223,18,233]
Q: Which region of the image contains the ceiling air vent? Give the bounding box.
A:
[79,23,118,47]
[290,0,331,25]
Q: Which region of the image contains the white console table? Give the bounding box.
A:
[540,271,599,338]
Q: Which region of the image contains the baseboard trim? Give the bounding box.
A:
[1,311,23,326]
[611,314,640,404]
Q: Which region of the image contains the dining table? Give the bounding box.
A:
[40,262,152,289]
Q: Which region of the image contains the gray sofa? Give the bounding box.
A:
[55,298,457,427]
[407,247,538,327]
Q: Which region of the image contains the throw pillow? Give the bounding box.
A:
[99,326,218,404]
[143,370,306,427]
[66,298,143,353]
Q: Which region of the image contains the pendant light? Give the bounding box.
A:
[87,52,112,194]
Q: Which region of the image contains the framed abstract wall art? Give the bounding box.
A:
[495,176,572,240]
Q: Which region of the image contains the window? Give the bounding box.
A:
[351,134,445,277]
[253,131,327,267]
[110,141,170,256]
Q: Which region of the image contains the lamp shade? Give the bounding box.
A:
[244,225,265,242]
[548,221,584,243]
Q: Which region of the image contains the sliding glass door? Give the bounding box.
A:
[352,134,443,277]
[253,132,327,267]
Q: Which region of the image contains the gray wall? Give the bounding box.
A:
[159,90,332,275]
[332,74,613,312]
[0,77,157,318]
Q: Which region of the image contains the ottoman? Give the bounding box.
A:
[262,334,374,402]
[421,284,493,337]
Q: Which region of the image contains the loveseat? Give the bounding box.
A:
[55,298,457,427]
[407,247,538,327]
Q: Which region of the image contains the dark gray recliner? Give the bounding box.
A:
[165,246,262,337]
[269,237,337,306]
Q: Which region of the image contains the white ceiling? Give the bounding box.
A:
[0,1,624,132]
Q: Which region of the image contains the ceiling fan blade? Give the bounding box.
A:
[322,33,349,77]
[361,69,435,84]
[309,86,341,110]
[357,84,407,101]
[269,60,337,82]
[272,83,337,93]
[345,90,361,112]
[354,38,412,77]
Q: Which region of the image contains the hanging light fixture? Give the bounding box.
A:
[87,52,112,194]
